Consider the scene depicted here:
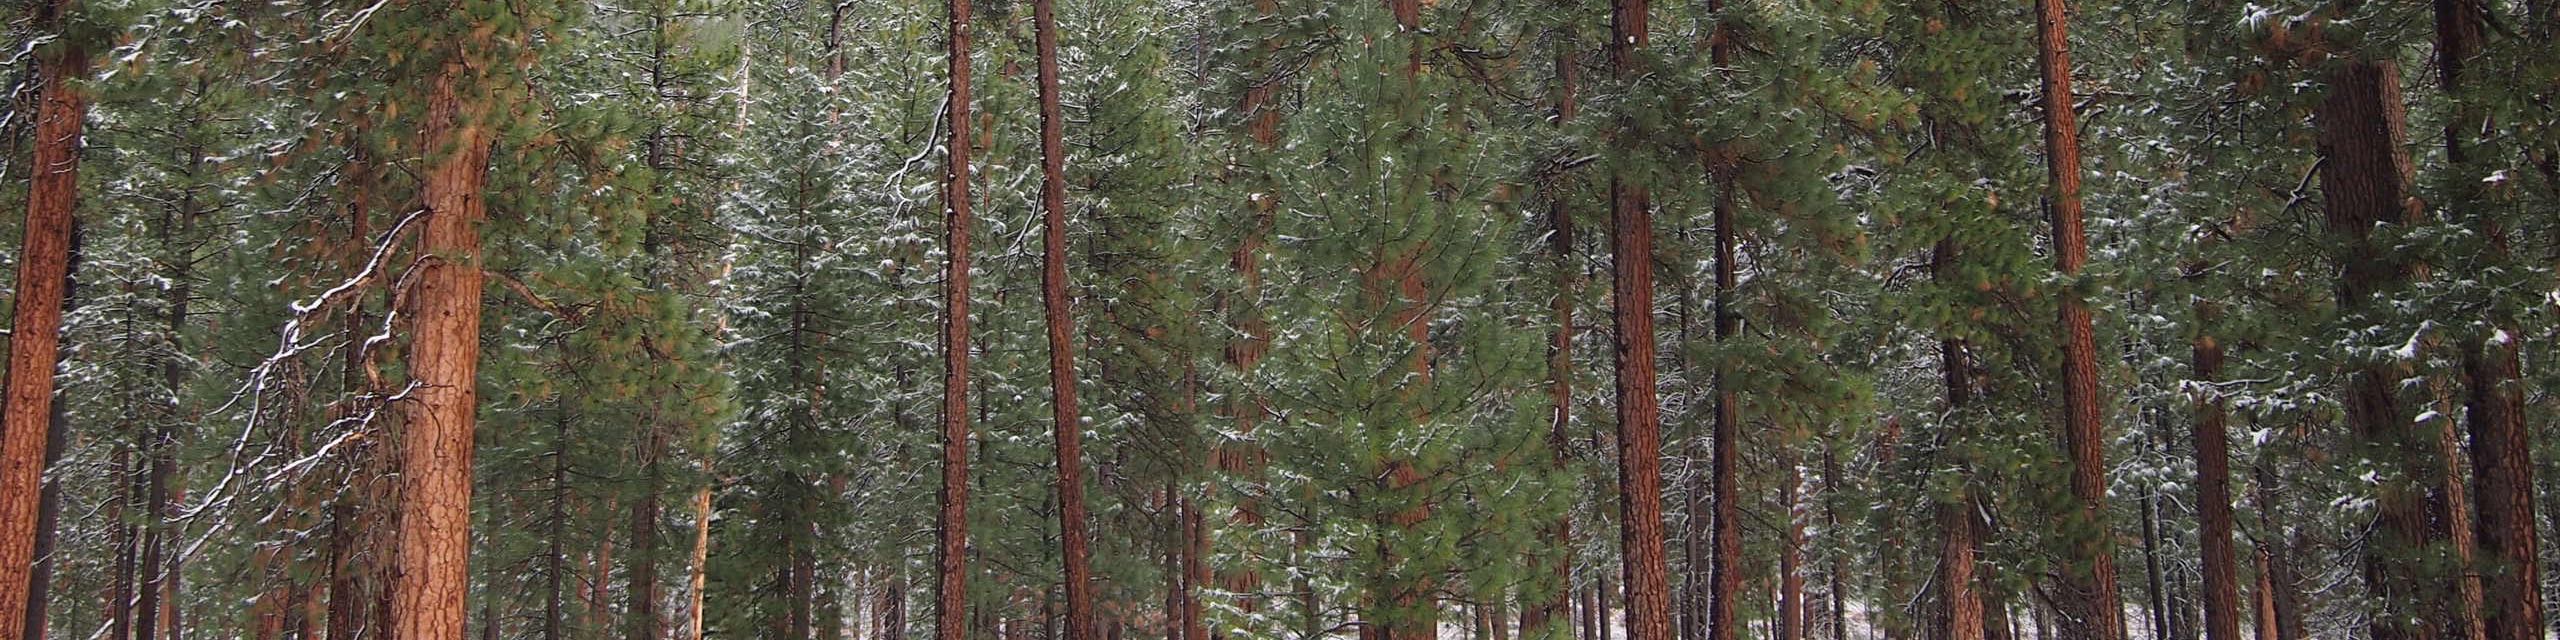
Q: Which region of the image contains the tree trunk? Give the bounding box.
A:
[1032,7,1094,640]
[2191,314,2242,640]
[1700,4,1743,640]
[548,402,572,640]
[2144,488,2169,640]
[393,44,496,639]
[1779,459,1804,640]
[1824,449,1846,640]
[1606,2,1674,639]
[21,221,80,640]
[938,0,976,637]
[2314,57,2431,640]
[2033,0,2124,633]
[631,433,665,640]
[688,485,713,640]
[2251,464,2304,640]
[1525,25,1581,640]
[112,453,135,640]
[2432,0,2544,635]
[326,144,379,640]
[1934,243,1983,640]
[1875,418,1908,640]
[0,0,90,630]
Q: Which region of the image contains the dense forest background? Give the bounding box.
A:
[0,0,2554,638]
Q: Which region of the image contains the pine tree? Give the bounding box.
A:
[0,0,92,630]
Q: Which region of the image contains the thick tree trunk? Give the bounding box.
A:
[2314,57,2432,640]
[394,50,496,640]
[937,0,976,637]
[1935,496,1984,640]
[2033,0,2124,634]
[0,0,90,631]
[1034,4,1094,638]
[2432,0,2544,636]
[21,223,80,640]
[2190,313,2242,640]
[1605,2,1674,639]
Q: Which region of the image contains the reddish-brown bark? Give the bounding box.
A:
[1032,3,1096,639]
[2190,306,2241,640]
[2432,1,2543,635]
[1605,2,1673,639]
[2315,58,2432,640]
[21,223,80,640]
[2033,0,2125,634]
[0,0,89,632]
[1932,242,1983,640]
[937,0,976,637]
[393,48,497,640]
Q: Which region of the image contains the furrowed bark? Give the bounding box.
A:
[1033,3,1095,639]
[2033,0,2125,631]
[0,0,91,631]
[937,0,976,636]
[1606,1,1674,638]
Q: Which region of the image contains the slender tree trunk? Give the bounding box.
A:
[1607,1,1673,638]
[1033,5,1093,639]
[1701,8,1744,640]
[1525,26,1582,640]
[1220,0,1280,631]
[2144,488,2169,640]
[2427,383,2488,640]
[2316,56,2431,640]
[1934,243,1983,640]
[1598,576,1614,640]
[325,142,378,640]
[139,435,169,640]
[2250,549,2277,640]
[112,453,135,640]
[937,0,976,637]
[2033,0,2123,633]
[1823,449,1845,640]
[1779,459,1804,640]
[1875,419,1909,640]
[687,486,712,640]
[2191,310,2242,640]
[631,436,665,640]
[547,402,572,640]
[0,0,90,629]
[882,566,909,640]
[2251,464,2304,640]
